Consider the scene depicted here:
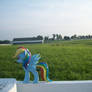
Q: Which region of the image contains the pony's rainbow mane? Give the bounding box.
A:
[14,47,27,58]
[14,47,31,69]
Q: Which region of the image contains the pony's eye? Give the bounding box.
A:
[17,56,20,59]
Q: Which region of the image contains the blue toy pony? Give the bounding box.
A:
[14,47,51,83]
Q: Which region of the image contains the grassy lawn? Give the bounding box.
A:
[0,40,92,81]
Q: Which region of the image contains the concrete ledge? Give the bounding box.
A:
[0,79,92,92]
[0,78,17,92]
[17,81,92,92]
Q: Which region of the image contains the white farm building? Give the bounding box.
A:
[12,36,44,45]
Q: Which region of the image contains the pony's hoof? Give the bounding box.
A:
[33,81,39,84]
[23,81,29,83]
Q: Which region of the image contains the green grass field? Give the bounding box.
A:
[0,40,92,81]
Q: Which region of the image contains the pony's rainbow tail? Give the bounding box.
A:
[37,62,52,82]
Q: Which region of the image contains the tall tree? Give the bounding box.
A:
[52,34,56,40]
[64,36,70,40]
[37,35,43,40]
[58,34,62,40]
[44,36,49,41]
[56,34,59,40]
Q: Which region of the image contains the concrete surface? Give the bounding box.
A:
[0,79,92,92]
[0,78,17,92]
[17,81,92,92]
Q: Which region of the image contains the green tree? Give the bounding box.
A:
[52,34,56,40]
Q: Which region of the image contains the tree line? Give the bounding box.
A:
[0,34,92,44]
[44,34,92,41]
[0,40,10,44]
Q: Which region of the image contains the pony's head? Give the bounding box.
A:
[14,47,41,69]
[14,47,31,64]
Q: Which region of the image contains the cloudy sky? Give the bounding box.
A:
[0,0,92,40]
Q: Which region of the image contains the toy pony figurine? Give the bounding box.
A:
[14,47,51,83]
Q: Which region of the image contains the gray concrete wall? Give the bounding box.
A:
[0,78,17,92]
[0,79,92,92]
[17,81,92,92]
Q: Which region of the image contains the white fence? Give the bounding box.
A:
[12,40,44,44]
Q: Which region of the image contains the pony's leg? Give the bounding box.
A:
[23,70,30,83]
[30,66,39,83]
